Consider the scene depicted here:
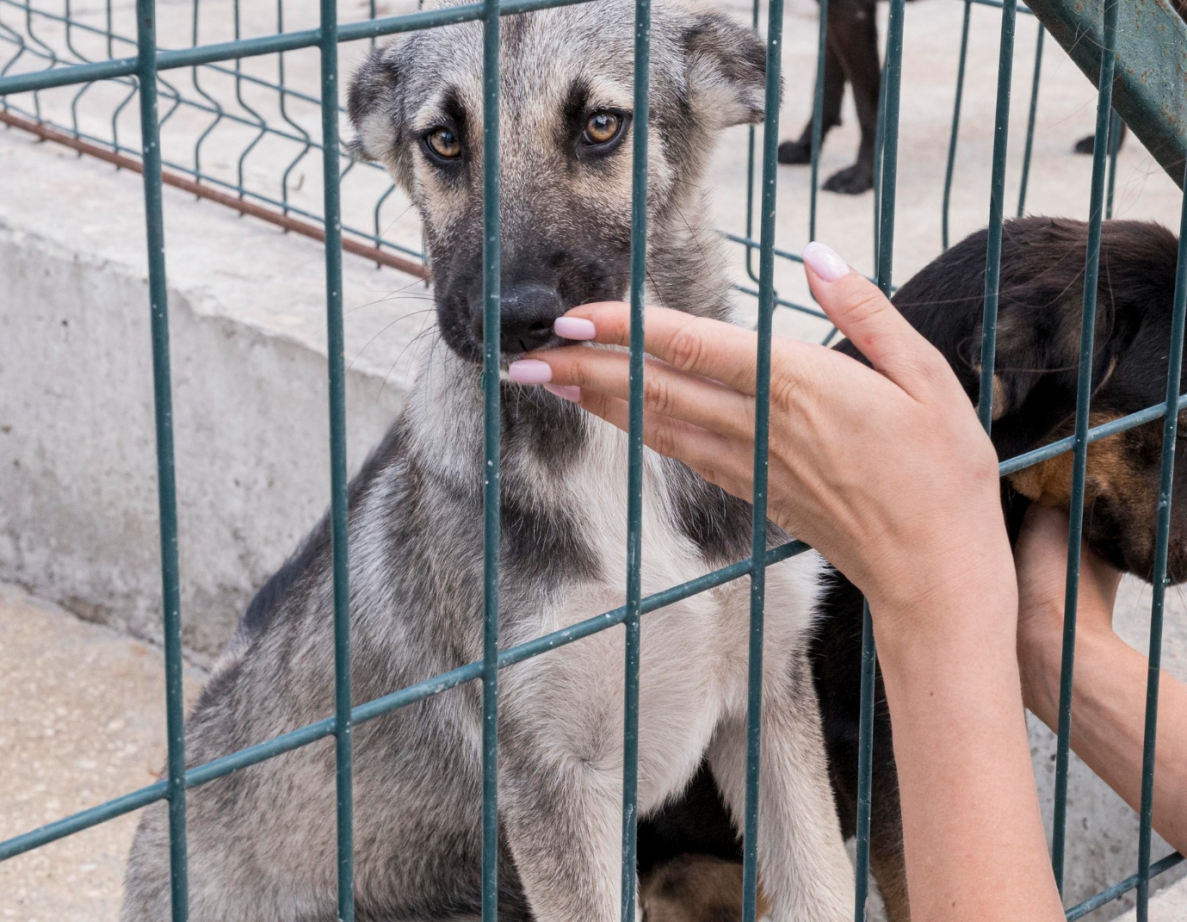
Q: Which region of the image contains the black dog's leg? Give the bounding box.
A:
[820,0,880,194]
[1074,119,1128,155]
[778,34,845,165]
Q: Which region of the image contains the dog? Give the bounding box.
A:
[120,3,858,920]
[776,0,883,195]
[777,0,1187,194]
[637,216,1187,922]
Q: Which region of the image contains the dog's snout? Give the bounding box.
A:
[471,284,565,356]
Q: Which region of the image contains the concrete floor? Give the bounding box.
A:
[0,583,204,922]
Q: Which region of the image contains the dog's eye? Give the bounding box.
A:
[425,127,462,161]
[583,111,623,146]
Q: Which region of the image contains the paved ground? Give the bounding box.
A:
[0,583,204,922]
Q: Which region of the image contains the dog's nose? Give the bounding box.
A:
[471,284,565,356]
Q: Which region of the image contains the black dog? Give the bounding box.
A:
[777,0,1187,193]
[777,0,883,195]
[638,217,1185,922]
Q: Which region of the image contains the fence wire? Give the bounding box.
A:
[0,0,1184,920]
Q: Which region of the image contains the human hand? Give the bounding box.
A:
[1014,503,1122,714]
[508,242,1013,650]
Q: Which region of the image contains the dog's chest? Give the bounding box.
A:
[505,421,822,721]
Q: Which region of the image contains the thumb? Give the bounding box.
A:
[802,241,942,395]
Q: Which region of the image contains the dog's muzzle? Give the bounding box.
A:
[469,283,567,357]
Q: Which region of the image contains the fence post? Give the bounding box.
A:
[132,0,189,916]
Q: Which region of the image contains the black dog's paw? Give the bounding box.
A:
[1074,133,1096,155]
[777,138,812,165]
[822,163,874,195]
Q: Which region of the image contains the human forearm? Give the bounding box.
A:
[877,580,1064,922]
[1022,618,1187,855]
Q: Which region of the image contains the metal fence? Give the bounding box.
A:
[0,0,1185,920]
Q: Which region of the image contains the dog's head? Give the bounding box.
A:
[348,1,766,363]
[879,217,1187,582]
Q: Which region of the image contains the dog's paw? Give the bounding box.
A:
[822,163,873,195]
[777,138,812,165]
[1073,132,1097,155]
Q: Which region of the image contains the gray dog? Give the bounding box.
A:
[121,3,854,919]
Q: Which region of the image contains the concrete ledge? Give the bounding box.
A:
[0,128,427,662]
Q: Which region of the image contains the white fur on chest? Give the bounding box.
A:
[501,416,824,812]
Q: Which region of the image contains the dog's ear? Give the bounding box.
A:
[347,42,403,165]
[969,281,1130,460]
[682,12,769,129]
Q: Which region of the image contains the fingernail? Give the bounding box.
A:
[507,359,552,384]
[554,316,596,340]
[802,241,850,282]
[543,384,581,403]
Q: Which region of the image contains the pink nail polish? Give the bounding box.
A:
[802,241,850,282]
[507,359,553,385]
[543,384,581,403]
[554,317,596,341]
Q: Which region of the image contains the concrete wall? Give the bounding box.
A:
[0,129,421,660]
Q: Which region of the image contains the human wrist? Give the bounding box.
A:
[1016,600,1123,724]
[869,560,1019,684]
[1016,607,1063,722]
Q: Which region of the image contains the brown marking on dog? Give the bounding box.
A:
[1008,412,1135,507]
[870,839,911,922]
[991,374,1007,421]
[639,855,770,922]
[1006,410,1169,576]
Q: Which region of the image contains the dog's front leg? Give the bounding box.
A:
[498,732,635,922]
[708,656,854,922]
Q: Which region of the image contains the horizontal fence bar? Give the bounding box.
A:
[0,538,807,864]
[0,780,169,862]
[999,395,1187,477]
[0,108,429,277]
[721,232,894,291]
[733,284,830,322]
[0,0,603,96]
[1065,852,1184,920]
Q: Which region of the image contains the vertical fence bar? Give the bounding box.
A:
[741,0,784,918]
[978,0,1017,431]
[808,0,827,243]
[317,0,354,915]
[1051,0,1120,893]
[1016,22,1043,218]
[875,0,904,291]
[855,4,905,919]
[480,0,501,918]
[941,0,972,251]
[1135,163,1187,922]
[743,0,760,286]
[619,0,649,918]
[135,0,187,912]
[872,68,888,275]
[852,601,876,922]
[1105,109,1121,220]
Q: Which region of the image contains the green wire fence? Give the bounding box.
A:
[1,0,1185,920]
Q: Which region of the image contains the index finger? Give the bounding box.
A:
[558,302,762,396]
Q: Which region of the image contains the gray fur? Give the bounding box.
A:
[121,3,854,920]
